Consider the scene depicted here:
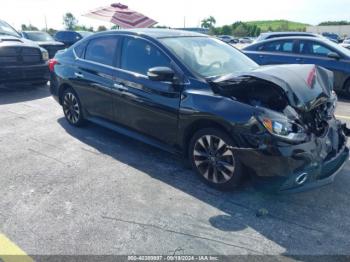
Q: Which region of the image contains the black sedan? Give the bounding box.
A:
[22,31,65,58]
[243,36,350,96]
[49,29,349,193]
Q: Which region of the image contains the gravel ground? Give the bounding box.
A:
[0,84,349,258]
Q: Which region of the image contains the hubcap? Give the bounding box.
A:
[63,92,80,124]
[193,135,235,184]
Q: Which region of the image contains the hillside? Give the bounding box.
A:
[246,20,309,32]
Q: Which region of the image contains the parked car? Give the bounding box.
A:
[255,32,320,42]
[21,31,65,58]
[243,36,350,96]
[54,31,92,48]
[239,37,253,44]
[0,20,49,86]
[49,29,349,193]
[217,35,238,44]
[322,32,342,43]
[341,38,350,50]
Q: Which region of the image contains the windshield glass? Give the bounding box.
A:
[160,36,258,78]
[0,20,20,37]
[25,32,54,41]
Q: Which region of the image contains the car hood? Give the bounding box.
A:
[0,35,41,48]
[212,64,334,112]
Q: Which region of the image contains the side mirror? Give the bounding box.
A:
[147,67,175,82]
[327,52,340,60]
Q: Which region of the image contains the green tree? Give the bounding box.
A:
[21,24,38,31]
[201,16,216,29]
[221,25,232,35]
[63,13,78,30]
[97,25,107,32]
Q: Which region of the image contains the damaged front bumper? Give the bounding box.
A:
[234,119,349,193]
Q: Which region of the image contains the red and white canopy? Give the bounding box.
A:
[83,3,157,29]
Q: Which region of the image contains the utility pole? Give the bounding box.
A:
[183,16,186,28]
[44,15,48,32]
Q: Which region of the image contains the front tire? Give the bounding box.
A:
[189,128,243,190]
[62,88,85,127]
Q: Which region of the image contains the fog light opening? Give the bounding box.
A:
[296,173,308,185]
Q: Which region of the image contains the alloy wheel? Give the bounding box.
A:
[193,135,236,184]
[63,92,80,124]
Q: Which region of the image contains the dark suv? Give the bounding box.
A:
[49,29,349,193]
[0,20,49,86]
[54,31,93,48]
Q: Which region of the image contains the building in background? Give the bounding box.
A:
[307,25,350,38]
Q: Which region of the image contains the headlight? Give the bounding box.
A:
[41,49,49,61]
[259,116,308,143]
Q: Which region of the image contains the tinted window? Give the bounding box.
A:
[74,42,87,58]
[121,38,170,75]
[299,41,334,56]
[85,37,119,66]
[260,40,294,53]
[55,32,81,42]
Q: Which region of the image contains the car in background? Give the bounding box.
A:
[243,36,350,96]
[322,32,342,43]
[54,31,93,48]
[255,32,320,42]
[0,20,49,86]
[217,35,238,44]
[341,38,350,50]
[49,29,349,193]
[239,37,253,44]
[21,31,65,58]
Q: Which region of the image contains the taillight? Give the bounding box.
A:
[48,59,58,72]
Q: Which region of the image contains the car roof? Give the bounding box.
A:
[261,32,317,36]
[255,36,328,43]
[23,31,47,33]
[93,28,206,39]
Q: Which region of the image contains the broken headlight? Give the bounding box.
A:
[259,116,307,143]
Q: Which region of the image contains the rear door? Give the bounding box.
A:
[73,35,121,121]
[113,36,181,145]
[245,39,298,65]
[295,40,350,89]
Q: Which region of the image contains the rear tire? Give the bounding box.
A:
[62,88,85,127]
[188,128,243,191]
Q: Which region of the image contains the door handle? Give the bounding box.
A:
[74,72,84,78]
[295,58,303,62]
[259,55,264,58]
[113,83,128,91]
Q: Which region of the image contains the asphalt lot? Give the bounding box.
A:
[0,84,350,258]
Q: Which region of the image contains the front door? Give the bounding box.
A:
[113,36,181,145]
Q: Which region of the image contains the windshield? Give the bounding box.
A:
[25,31,54,41]
[160,36,258,78]
[0,20,20,37]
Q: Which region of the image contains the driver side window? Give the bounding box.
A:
[121,37,171,75]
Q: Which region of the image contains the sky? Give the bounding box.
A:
[0,0,349,31]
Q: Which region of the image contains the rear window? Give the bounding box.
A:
[55,32,81,42]
[260,40,294,53]
[85,36,119,66]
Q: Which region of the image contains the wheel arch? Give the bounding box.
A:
[58,83,75,105]
[181,119,234,157]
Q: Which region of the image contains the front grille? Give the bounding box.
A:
[0,47,42,65]
[0,67,48,82]
[41,45,65,58]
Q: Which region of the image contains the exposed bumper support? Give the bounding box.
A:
[342,124,350,137]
